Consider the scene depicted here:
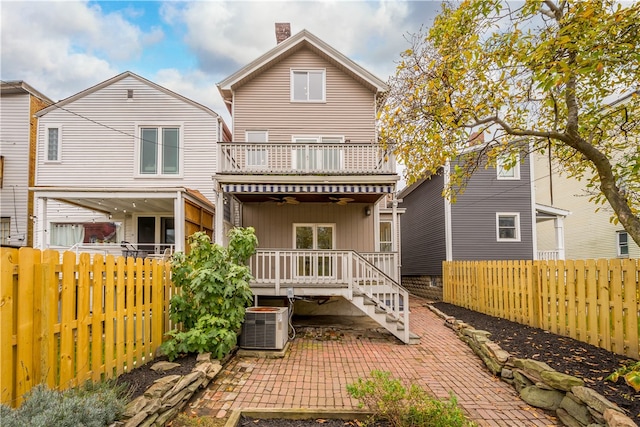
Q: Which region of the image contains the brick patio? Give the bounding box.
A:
[187,297,559,426]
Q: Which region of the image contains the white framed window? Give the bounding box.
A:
[245,130,268,167]
[292,135,343,171]
[138,126,181,176]
[0,217,10,245]
[380,221,392,252]
[496,213,521,242]
[293,223,335,278]
[45,125,61,162]
[497,153,520,180]
[291,69,325,102]
[617,231,629,257]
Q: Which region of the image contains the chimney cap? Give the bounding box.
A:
[275,23,291,44]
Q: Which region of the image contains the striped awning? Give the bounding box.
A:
[222,183,394,194]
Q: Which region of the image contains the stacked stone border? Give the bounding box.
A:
[427,304,636,427]
[111,353,223,427]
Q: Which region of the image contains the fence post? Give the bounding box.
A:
[531,261,541,329]
[0,248,17,406]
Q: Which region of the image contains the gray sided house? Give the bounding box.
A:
[399,150,535,298]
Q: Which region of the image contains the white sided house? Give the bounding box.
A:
[0,81,53,247]
[33,72,230,257]
[216,26,413,343]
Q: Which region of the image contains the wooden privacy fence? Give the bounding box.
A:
[0,247,178,407]
[443,259,640,359]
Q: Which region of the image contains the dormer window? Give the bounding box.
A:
[291,69,325,102]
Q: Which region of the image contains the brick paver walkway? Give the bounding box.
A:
[188,297,559,426]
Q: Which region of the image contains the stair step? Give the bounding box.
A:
[385,314,399,323]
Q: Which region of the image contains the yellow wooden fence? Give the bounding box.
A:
[0,247,178,407]
[443,259,640,359]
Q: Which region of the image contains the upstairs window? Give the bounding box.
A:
[291,70,325,102]
[0,217,10,245]
[496,213,521,242]
[617,231,629,257]
[46,126,61,162]
[139,127,180,175]
[497,153,520,180]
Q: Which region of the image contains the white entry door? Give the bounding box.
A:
[294,224,335,278]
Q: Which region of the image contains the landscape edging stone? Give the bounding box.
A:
[110,353,223,427]
[427,304,635,427]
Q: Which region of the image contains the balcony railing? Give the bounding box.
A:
[218,142,395,175]
[537,250,561,261]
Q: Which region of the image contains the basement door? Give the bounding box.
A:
[294,224,335,279]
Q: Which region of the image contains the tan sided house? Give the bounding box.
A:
[215,25,413,343]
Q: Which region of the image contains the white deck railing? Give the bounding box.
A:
[360,252,398,281]
[218,143,395,174]
[249,249,409,343]
[537,250,560,260]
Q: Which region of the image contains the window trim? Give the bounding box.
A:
[134,124,184,178]
[497,153,520,180]
[496,212,521,242]
[290,69,326,102]
[45,125,62,163]
[379,220,393,252]
[617,231,629,257]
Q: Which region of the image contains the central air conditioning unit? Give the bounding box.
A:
[239,306,289,350]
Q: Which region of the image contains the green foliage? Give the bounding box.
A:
[0,381,127,427]
[346,370,475,427]
[381,0,640,246]
[607,360,640,392]
[161,228,257,361]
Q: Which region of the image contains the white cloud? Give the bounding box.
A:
[161,1,428,80]
[1,0,163,100]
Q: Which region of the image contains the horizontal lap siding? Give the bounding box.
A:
[400,174,446,276]
[0,94,30,245]
[233,48,376,143]
[451,155,534,260]
[533,154,640,259]
[35,77,219,203]
[242,203,374,252]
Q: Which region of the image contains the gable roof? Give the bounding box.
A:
[217,29,388,101]
[35,71,222,119]
[1,80,53,104]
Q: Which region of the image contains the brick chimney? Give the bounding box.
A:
[275,23,291,44]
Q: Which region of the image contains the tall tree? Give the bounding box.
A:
[381,0,640,246]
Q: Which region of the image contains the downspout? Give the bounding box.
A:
[443,161,453,261]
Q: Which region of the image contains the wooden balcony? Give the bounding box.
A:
[218,142,395,175]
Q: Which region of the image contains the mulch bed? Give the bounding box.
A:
[116,353,200,399]
[431,302,640,421]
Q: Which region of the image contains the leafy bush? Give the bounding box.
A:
[161,228,257,360]
[346,370,475,427]
[0,381,127,427]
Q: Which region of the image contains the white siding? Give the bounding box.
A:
[0,93,30,245]
[36,76,219,203]
[534,153,640,259]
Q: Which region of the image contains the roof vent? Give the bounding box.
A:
[275,23,291,44]
[127,89,134,99]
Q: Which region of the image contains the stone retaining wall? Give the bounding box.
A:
[427,305,636,427]
[111,353,222,427]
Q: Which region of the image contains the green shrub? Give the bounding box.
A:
[346,370,475,427]
[161,228,257,360]
[0,381,127,427]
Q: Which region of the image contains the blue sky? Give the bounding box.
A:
[0,1,443,124]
